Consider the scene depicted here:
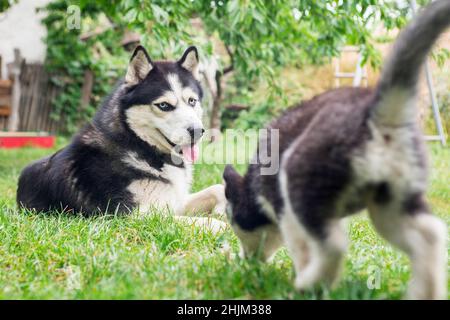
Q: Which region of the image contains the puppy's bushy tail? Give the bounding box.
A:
[372,0,450,125]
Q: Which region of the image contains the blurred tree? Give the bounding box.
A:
[80,0,410,139]
[41,1,129,133]
[45,0,414,135]
[0,0,16,12]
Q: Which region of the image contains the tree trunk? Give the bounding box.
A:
[80,69,94,110]
[78,69,94,126]
[208,72,222,142]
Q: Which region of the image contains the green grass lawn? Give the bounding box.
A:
[0,138,448,299]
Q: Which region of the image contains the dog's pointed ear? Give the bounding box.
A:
[125,45,153,86]
[223,165,243,200]
[178,46,200,79]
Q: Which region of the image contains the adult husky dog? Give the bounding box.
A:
[223,1,449,299]
[17,46,226,231]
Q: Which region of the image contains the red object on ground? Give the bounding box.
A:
[0,135,55,148]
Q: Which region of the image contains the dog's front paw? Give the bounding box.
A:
[210,184,227,216]
[196,217,227,234]
[178,216,227,234]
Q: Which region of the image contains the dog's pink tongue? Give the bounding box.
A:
[181,144,199,163]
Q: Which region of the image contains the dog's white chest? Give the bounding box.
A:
[127,164,192,214]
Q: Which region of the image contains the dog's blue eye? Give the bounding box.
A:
[188,97,197,107]
[155,102,174,111]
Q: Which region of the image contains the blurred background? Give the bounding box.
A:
[0,0,448,143]
[0,0,449,301]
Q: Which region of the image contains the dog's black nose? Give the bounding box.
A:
[187,127,205,140]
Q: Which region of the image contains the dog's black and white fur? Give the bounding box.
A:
[223,1,449,299]
[17,46,226,231]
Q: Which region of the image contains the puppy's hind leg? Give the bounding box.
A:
[281,212,347,291]
[368,197,447,300]
[279,152,347,292]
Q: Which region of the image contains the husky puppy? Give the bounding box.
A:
[17,46,226,231]
[223,1,449,299]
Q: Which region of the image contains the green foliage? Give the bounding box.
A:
[42,1,129,133]
[43,1,410,133]
[221,83,287,131]
[429,91,450,137]
[92,0,408,131]
[432,48,450,68]
[0,0,16,12]
[89,0,408,80]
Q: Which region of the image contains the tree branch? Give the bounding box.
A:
[222,44,234,75]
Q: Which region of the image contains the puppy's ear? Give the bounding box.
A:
[178,46,200,79]
[125,45,153,86]
[223,165,243,202]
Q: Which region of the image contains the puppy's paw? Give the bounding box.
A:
[294,275,315,292]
